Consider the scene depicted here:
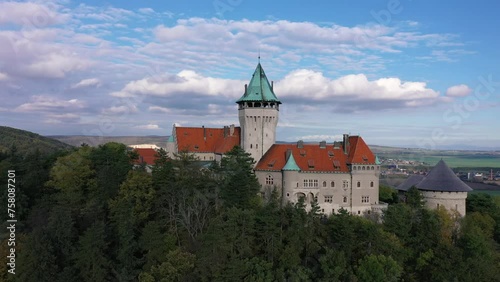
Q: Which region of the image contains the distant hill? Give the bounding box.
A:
[50,135,169,148]
[0,126,73,155]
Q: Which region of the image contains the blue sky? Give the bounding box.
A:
[0,0,499,149]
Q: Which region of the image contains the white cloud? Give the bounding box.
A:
[116,70,244,98]
[446,84,472,97]
[134,124,160,130]
[278,69,440,106]
[16,96,86,112]
[0,72,8,81]
[138,8,155,14]
[0,2,68,26]
[72,78,101,89]
[102,105,138,115]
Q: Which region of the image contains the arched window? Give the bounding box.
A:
[322,181,327,187]
[330,181,335,187]
[357,181,361,188]
[256,144,258,149]
[353,166,357,170]
[370,181,374,187]
[250,144,253,149]
[266,175,273,185]
[362,166,365,171]
[343,196,348,203]
[371,166,374,170]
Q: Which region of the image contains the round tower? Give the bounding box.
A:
[236,62,281,163]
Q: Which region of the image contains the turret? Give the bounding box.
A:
[236,62,281,163]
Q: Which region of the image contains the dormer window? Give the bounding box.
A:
[333,160,340,170]
[362,155,368,162]
[267,160,276,168]
[300,150,306,156]
[194,145,199,150]
[308,160,315,169]
[328,151,334,157]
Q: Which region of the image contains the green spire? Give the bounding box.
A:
[283,153,300,171]
[237,63,281,104]
[375,155,381,165]
[167,135,174,142]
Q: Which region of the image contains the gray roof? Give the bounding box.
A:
[397,160,472,192]
[397,174,425,191]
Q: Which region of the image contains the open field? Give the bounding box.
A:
[470,190,500,196]
[371,145,500,168]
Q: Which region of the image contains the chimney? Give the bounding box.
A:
[297,140,304,148]
[319,141,326,149]
[343,134,349,154]
[203,125,206,141]
[223,126,228,137]
[229,124,235,136]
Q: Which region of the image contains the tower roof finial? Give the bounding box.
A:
[258,48,260,63]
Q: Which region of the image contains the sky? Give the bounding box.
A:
[0,0,499,150]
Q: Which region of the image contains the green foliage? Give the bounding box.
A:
[0,126,73,155]
[379,185,399,204]
[74,221,110,282]
[220,146,261,209]
[356,254,402,282]
[406,186,425,209]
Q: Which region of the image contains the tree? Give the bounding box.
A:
[139,248,195,282]
[356,254,402,282]
[74,221,110,282]
[406,186,425,209]
[379,185,398,204]
[220,146,260,209]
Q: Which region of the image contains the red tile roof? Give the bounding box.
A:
[347,136,375,164]
[134,148,158,165]
[175,126,241,154]
[255,136,375,172]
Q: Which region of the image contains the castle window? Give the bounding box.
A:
[343,196,348,203]
[330,181,335,187]
[362,166,365,171]
[343,180,349,188]
[353,166,357,170]
[303,179,318,188]
[250,144,253,149]
[324,195,333,203]
[266,175,274,185]
[357,181,361,188]
[256,144,258,149]
[370,181,374,187]
[322,181,327,187]
[362,196,370,203]
[371,166,375,170]
[286,193,289,197]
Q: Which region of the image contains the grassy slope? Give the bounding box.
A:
[0,126,73,154]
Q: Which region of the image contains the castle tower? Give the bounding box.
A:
[236,62,281,163]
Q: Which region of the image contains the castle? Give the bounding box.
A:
[396,159,473,216]
[160,62,385,215]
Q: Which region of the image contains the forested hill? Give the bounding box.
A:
[0,126,73,154]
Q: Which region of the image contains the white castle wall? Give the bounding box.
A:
[421,191,468,216]
[239,107,278,163]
